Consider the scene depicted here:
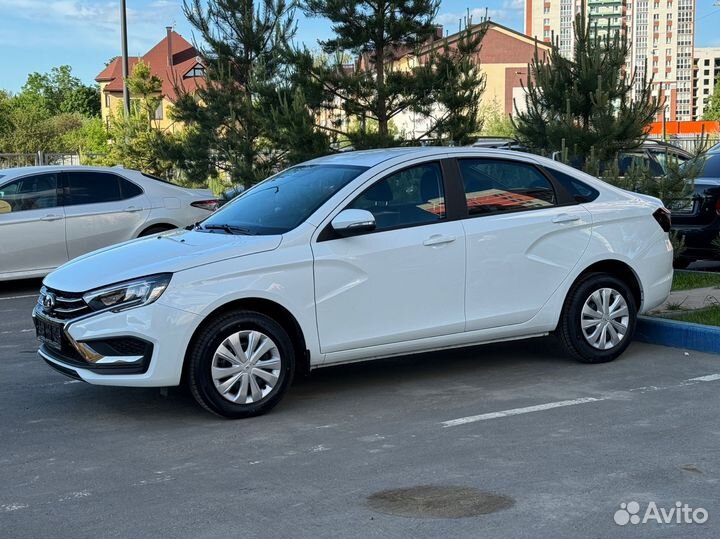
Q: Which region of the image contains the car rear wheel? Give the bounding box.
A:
[187,310,295,418]
[557,273,637,364]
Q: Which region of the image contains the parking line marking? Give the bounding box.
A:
[689,374,720,382]
[0,294,36,301]
[442,373,720,428]
[442,397,604,427]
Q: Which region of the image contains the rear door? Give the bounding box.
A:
[62,171,150,259]
[0,172,67,276]
[456,157,592,331]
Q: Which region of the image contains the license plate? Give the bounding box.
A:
[34,317,63,348]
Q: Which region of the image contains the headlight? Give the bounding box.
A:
[83,274,172,312]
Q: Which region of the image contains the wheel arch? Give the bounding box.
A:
[182,297,310,382]
[137,222,179,237]
[570,259,643,310]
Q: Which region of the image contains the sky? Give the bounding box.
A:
[0,0,717,93]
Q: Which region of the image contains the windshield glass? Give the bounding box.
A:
[200,164,368,235]
[683,154,720,178]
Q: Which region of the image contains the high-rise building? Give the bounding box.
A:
[525,0,696,121]
[693,48,720,119]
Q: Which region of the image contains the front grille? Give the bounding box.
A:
[88,338,150,357]
[38,287,92,320]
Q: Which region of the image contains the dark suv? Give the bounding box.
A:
[672,152,720,268]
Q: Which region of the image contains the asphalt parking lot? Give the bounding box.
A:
[1,279,720,539]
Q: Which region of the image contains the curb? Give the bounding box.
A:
[636,316,720,355]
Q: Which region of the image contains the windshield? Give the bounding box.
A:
[200,164,368,235]
[684,154,720,178]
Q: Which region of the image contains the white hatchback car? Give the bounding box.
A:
[0,166,218,281]
[34,148,673,418]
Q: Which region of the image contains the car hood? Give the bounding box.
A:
[44,229,282,293]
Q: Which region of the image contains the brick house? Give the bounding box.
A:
[95,28,205,133]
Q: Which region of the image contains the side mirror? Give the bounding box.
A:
[331,209,376,236]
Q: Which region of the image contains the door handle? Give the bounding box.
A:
[423,234,456,246]
[40,214,63,222]
[124,206,142,212]
[552,213,581,224]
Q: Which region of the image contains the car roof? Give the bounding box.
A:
[0,165,138,177]
[304,146,541,168]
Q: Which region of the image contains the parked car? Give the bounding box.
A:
[0,166,219,281]
[671,152,720,268]
[552,140,692,177]
[706,141,720,154]
[219,184,245,206]
[471,137,526,151]
[34,148,673,418]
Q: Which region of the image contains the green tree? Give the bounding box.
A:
[102,62,173,176]
[513,8,659,166]
[19,65,100,117]
[105,112,175,176]
[126,60,163,124]
[702,76,720,121]
[412,19,486,144]
[301,0,440,147]
[172,0,301,185]
[479,99,516,138]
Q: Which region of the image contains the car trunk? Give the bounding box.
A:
[670,180,720,227]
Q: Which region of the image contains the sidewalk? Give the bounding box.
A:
[648,286,720,314]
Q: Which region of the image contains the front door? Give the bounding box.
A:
[312,161,466,354]
[0,173,67,277]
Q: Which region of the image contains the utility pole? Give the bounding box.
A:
[120,0,130,116]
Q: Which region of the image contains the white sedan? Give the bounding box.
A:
[0,166,219,281]
[35,148,673,418]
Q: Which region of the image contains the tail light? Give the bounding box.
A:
[715,197,720,216]
[653,207,672,232]
[191,200,220,212]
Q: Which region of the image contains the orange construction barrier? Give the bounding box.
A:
[646,121,720,136]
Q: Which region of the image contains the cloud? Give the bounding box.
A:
[0,0,179,53]
[436,1,524,30]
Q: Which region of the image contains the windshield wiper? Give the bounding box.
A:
[202,224,256,235]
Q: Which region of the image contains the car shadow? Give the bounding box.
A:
[22,336,576,425]
[0,277,43,296]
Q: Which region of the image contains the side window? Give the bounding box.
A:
[348,162,445,231]
[0,174,58,213]
[546,168,599,203]
[119,178,143,199]
[66,172,122,206]
[653,150,689,173]
[458,159,556,215]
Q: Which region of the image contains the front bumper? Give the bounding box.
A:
[33,302,199,387]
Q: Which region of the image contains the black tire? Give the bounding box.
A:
[673,257,692,270]
[188,310,295,419]
[557,272,637,364]
[139,224,177,237]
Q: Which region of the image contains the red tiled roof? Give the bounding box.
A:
[96,31,203,102]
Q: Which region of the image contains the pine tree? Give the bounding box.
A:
[412,18,486,145]
[173,0,302,184]
[301,0,440,147]
[513,7,660,166]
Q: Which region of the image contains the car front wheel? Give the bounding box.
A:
[188,310,295,418]
[557,273,637,364]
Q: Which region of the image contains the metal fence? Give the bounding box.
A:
[647,135,720,154]
[0,152,81,169]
